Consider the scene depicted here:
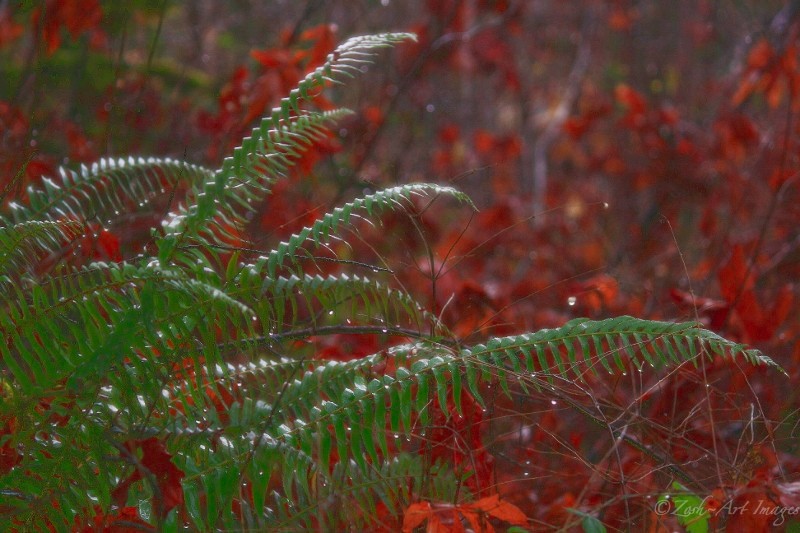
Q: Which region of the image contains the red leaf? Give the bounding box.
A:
[0,7,23,47]
[564,117,590,139]
[460,509,488,533]
[670,288,729,329]
[571,274,619,314]
[80,506,152,533]
[473,129,495,156]
[95,229,121,262]
[466,494,528,525]
[614,83,646,115]
[439,124,460,144]
[714,114,759,162]
[297,24,336,68]
[0,418,21,475]
[112,438,184,516]
[746,39,774,70]
[403,496,527,533]
[608,7,636,31]
[402,502,433,532]
[725,488,777,532]
[718,245,791,341]
[32,0,104,55]
[718,245,753,302]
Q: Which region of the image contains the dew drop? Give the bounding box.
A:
[425,103,435,112]
[567,296,577,306]
[603,202,609,209]
[550,400,557,405]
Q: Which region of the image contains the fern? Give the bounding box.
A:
[0,32,783,531]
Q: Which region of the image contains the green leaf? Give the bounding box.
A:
[658,483,709,533]
[566,509,607,533]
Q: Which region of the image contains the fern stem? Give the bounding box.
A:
[217,324,449,355]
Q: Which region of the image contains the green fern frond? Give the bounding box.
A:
[0,408,115,531]
[176,109,353,242]
[251,183,473,278]
[169,33,416,244]
[460,315,782,385]
[2,157,212,226]
[241,316,780,504]
[274,32,416,123]
[232,271,445,338]
[0,219,83,280]
[0,260,256,394]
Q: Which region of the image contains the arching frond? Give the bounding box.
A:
[206,316,781,527]
[168,32,417,244]
[0,219,82,281]
[3,157,212,226]
[234,271,447,339]
[247,183,473,278]
[172,109,353,243]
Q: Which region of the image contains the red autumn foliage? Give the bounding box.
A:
[402,494,527,533]
[0,8,22,48]
[110,438,184,517]
[77,506,152,533]
[718,244,793,342]
[31,0,105,56]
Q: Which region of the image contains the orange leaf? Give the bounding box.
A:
[614,83,646,115]
[449,509,467,533]
[0,8,23,47]
[746,39,773,70]
[460,509,491,533]
[402,502,433,533]
[473,129,495,156]
[467,494,528,525]
[718,245,753,302]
